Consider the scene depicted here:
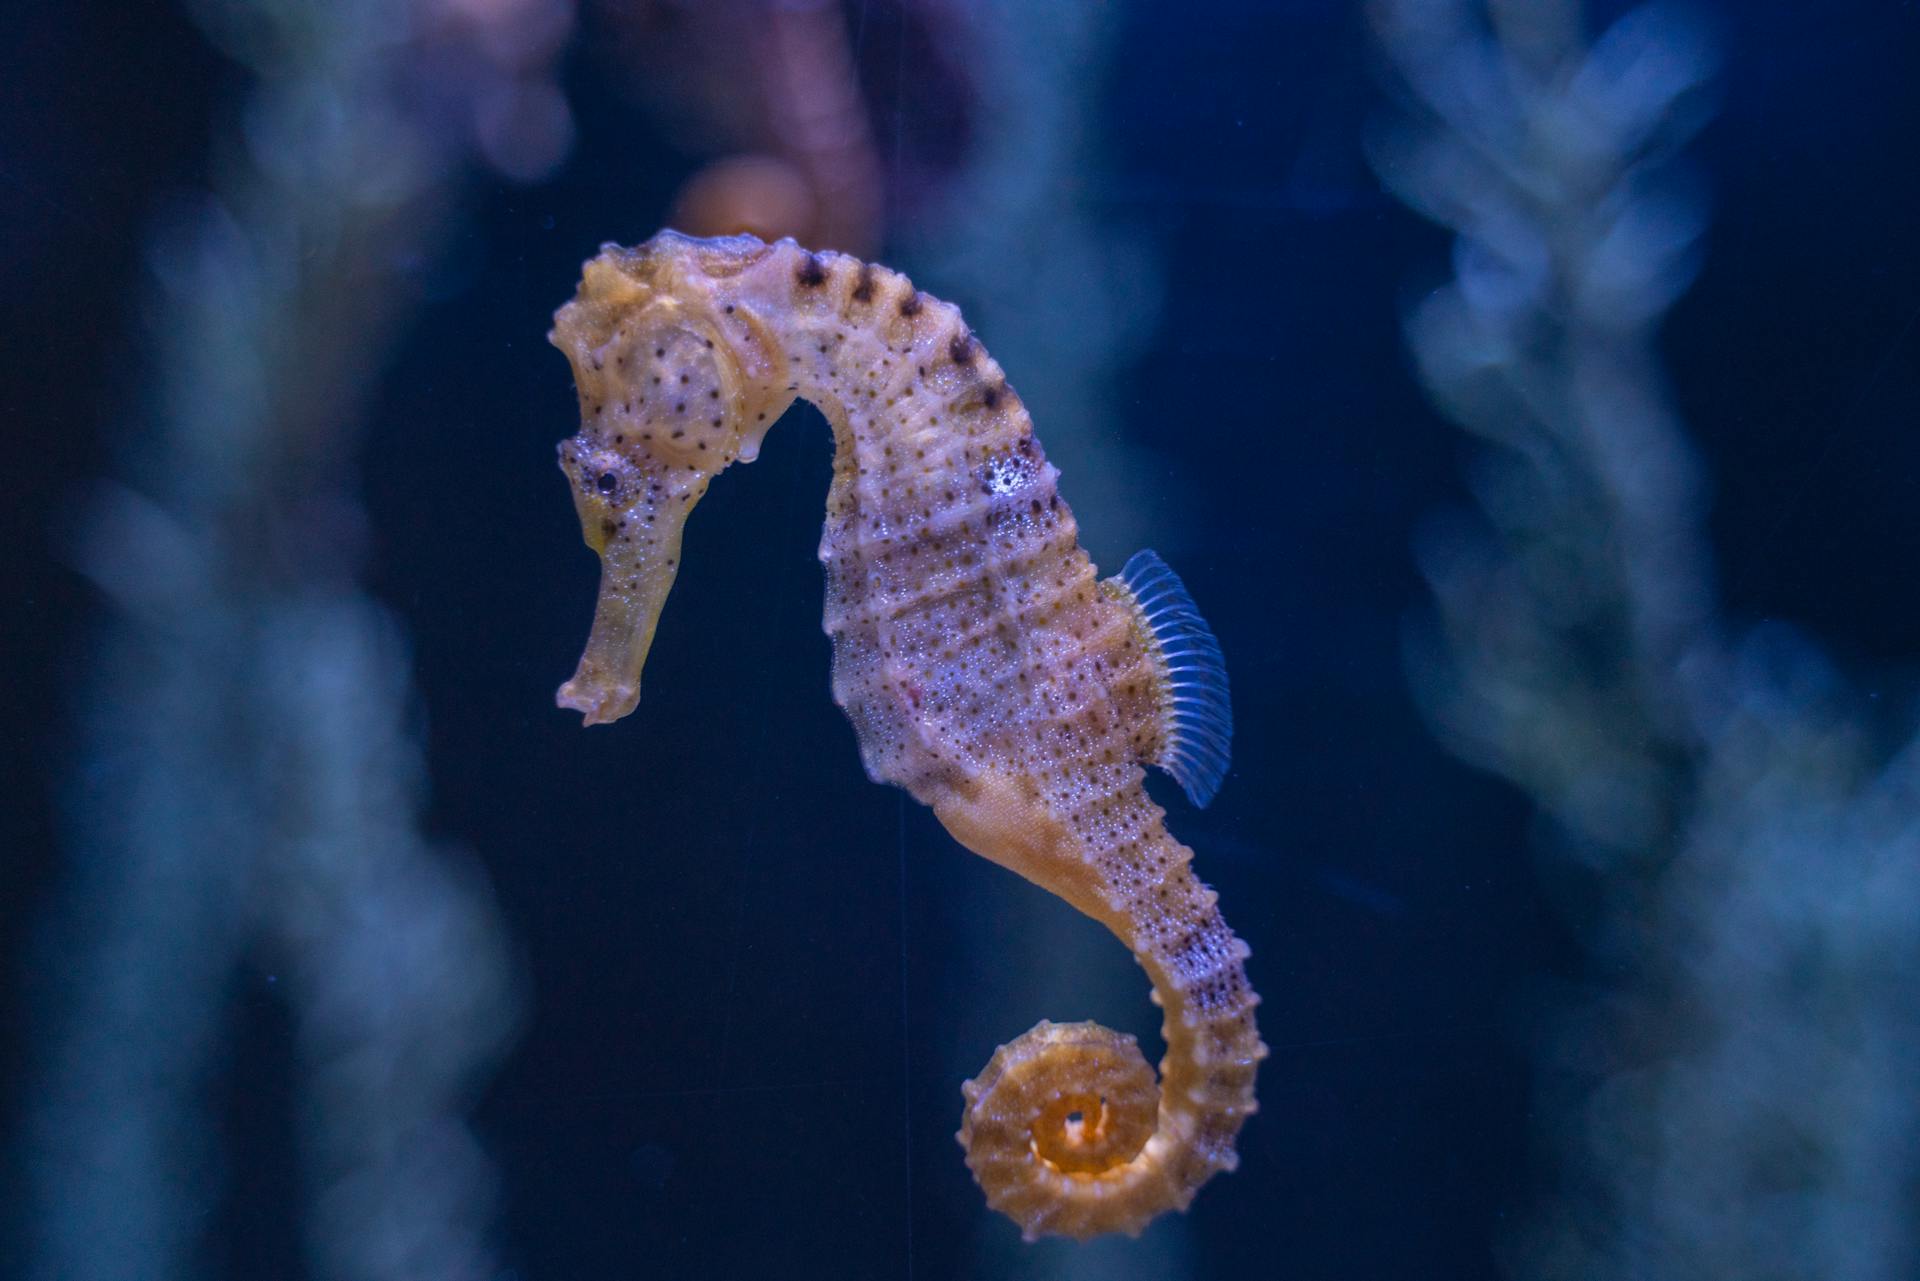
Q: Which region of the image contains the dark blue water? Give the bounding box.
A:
[4,3,1917,1278]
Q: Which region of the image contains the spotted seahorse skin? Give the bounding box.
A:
[549,231,1265,1241]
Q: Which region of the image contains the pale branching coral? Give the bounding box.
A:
[19,1,570,1277]
[1373,1,1920,1276]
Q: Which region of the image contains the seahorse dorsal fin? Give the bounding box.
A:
[1117,550,1233,807]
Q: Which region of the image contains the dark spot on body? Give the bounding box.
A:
[899,292,924,317]
[797,254,827,287]
[852,263,875,303]
[948,332,975,365]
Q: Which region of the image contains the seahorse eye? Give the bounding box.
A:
[596,471,618,494]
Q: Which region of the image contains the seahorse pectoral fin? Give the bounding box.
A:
[1114,550,1234,807]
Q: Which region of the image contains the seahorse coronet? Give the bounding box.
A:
[549,230,1264,1241]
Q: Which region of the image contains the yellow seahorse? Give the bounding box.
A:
[549,231,1264,1241]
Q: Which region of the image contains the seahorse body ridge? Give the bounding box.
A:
[549,230,1265,1241]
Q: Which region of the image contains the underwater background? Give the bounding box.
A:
[3,1,1917,1278]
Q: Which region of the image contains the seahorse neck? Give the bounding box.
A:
[727,242,1028,488]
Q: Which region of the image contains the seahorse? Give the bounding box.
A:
[548,231,1264,1241]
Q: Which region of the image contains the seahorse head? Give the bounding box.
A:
[549,233,795,724]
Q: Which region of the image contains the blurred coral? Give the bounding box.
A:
[1373,1,1920,1276]
[600,0,891,255]
[17,0,570,1277]
[669,153,822,247]
[901,0,1169,563]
